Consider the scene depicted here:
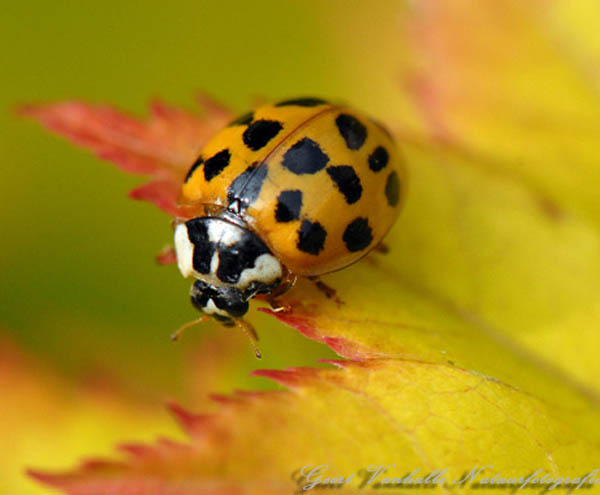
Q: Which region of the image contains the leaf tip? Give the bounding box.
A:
[167,400,211,435]
[128,180,181,216]
[259,307,377,360]
[319,358,350,368]
[26,468,60,486]
[252,367,321,388]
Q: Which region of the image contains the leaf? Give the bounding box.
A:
[392,0,600,392]
[20,95,232,215]
[26,117,600,489]
[266,135,600,398]
[22,1,600,491]
[29,360,600,493]
[403,0,600,226]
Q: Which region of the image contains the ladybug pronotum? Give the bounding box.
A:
[173,97,406,355]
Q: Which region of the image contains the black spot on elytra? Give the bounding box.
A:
[385,171,400,207]
[326,165,362,204]
[336,114,367,150]
[228,111,254,127]
[275,97,328,107]
[185,219,216,274]
[297,220,327,255]
[185,156,203,182]
[368,146,389,172]
[275,190,303,222]
[282,137,329,175]
[227,162,268,210]
[343,217,373,252]
[203,149,231,182]
[243,119,283,151]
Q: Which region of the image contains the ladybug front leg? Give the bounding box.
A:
[265,296,293,313]
[233,318,262,359]
[263,272,297,313]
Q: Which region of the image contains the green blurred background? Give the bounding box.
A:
[1,1,408,402]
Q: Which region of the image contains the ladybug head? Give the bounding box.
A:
[190,279,249,322]
[174,216,283,320]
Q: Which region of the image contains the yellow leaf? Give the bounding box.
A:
[311,0,600,392]
[271,137,600,397]
[33,361,600,493]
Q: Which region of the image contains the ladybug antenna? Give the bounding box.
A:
[170,315,210,341]
[234,318,262,359]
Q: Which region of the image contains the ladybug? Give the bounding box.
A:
[173,97,405,355]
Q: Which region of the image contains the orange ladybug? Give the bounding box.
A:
[173,97,406,355]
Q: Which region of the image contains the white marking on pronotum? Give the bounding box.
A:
[235,253,282,289]
[176,220,281,290]
[174,223,194,278]
[207,220,242,246]
[209,251,220,276]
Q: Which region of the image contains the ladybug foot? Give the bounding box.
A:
[267,297,293,313]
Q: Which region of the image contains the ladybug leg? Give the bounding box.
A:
[308,277,344,306]
[266,295,293,313]
[363,242,389,269]
[265,272,297,312]
[156,245,177,265]
[233,318,262,359]
[374,242,389,254]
